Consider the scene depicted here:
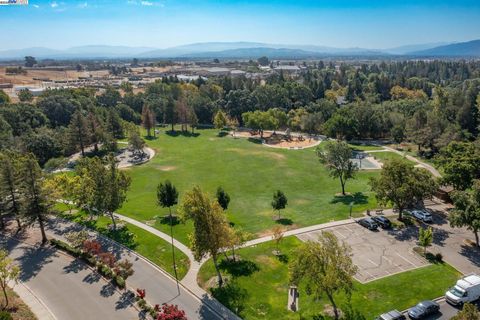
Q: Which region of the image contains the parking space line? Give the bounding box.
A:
[333,230,346,239]
[396,252,416,267]
[367,258,378,267]
[342,224,354,232]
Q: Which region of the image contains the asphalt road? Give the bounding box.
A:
[45,218,227,320]
[2,236,138,320]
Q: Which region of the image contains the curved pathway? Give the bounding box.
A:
[382,146,442,178]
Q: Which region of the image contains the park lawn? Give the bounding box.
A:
[368,151,413,164]
[57,208,190,279]
[198,237,460,320]
[118,127,380,245]
[0,286,37,320]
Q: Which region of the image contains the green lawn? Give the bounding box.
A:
[118,128,380,244]
[57,208,190,279]
[198,237,460,320]
[368,151,413,164]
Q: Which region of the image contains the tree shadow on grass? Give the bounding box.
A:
[275,218,293,226]
[217,131,229,137]
[247,137,262,144]
[276,254,289,264]
[165,130,200,138]
[144,135,158,141]
[330,192,368,205]
[219,259,260,277]
[158,215,180,226]
[100,227,138,250]
[210,280,249,317]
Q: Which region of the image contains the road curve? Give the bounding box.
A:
[2,236,138,320]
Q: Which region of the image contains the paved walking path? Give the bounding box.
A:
[382,146,442,177]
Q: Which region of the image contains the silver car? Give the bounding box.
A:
[412,209,433,223]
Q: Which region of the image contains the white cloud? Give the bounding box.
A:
[50,1,58,8]
[78,2,88,8]
[141,1,153,6]
[127,0,164,7]
[32,4,40,8]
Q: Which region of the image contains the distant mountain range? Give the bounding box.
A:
[0,40,479,60]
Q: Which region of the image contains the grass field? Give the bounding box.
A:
[198,236,460,320]
[57,207,190,279]
[118,128,380,244]
[368,151,413,164]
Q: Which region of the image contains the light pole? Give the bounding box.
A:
[349,201,354,218]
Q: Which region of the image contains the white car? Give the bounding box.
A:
[412,209,433,223]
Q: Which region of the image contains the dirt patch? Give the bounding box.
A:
[292,199,310,205]
[255,255,273,265]
[155,165,177,172]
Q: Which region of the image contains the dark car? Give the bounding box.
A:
[376,310,406,320]
[372,216,392,229]
[408,300,440,319]
[358,218,378,230]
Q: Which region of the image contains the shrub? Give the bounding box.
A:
[435,253,443,262]
[0,311,12,320]
[100,265,113,278]
[137,298,147,309]
[50,239,81,257]
[114,275,126,289]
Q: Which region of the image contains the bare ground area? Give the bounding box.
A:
[233,130,321,149]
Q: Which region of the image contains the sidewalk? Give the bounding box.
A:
[10,280,57,320]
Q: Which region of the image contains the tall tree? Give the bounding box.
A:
[436,142,480,191]
[0,152,23,230]
[317,141,358,196]
[87,112,103,153]
[449,180,480,246]
[18,88,33,102]
[76,156,131,230]
[128,129,145,156]
[180,186,232,287]
[141,105,155,138]
[216,187,230,211]
[289,231,358,320]
[369,159,438,219]
[24,56,37,67]
[20,154,55,244]
[271,190,288,220]
[157,180,180,283]
[213,110,228,130]
[68,110,89,157]
[0,249,20,310]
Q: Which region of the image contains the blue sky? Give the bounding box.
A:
[1,0,480,50]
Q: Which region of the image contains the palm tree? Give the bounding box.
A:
[157,180,179,285]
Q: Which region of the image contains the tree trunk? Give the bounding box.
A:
[340,177,346,196]
[2,286,8,310]
[398,207,404,220]
[326,292,339,320]
[0,214,4,230]
[38,215,48,244]
[232,246,236,262]
[94,143,99,153]
[213,256,223,287]
[79,137,85,157]
[171,123,174,132]
[169,208,179,284]
[109,212,117,231]
[475,231,479,247]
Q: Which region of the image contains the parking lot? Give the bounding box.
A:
[296,222,429,283]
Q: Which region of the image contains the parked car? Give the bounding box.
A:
[446,274,480,305]
[407,300,440,319]
[412,209,433,223]
[372,216,392,229]
[358,218,378,230]
[376,310,406,320]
